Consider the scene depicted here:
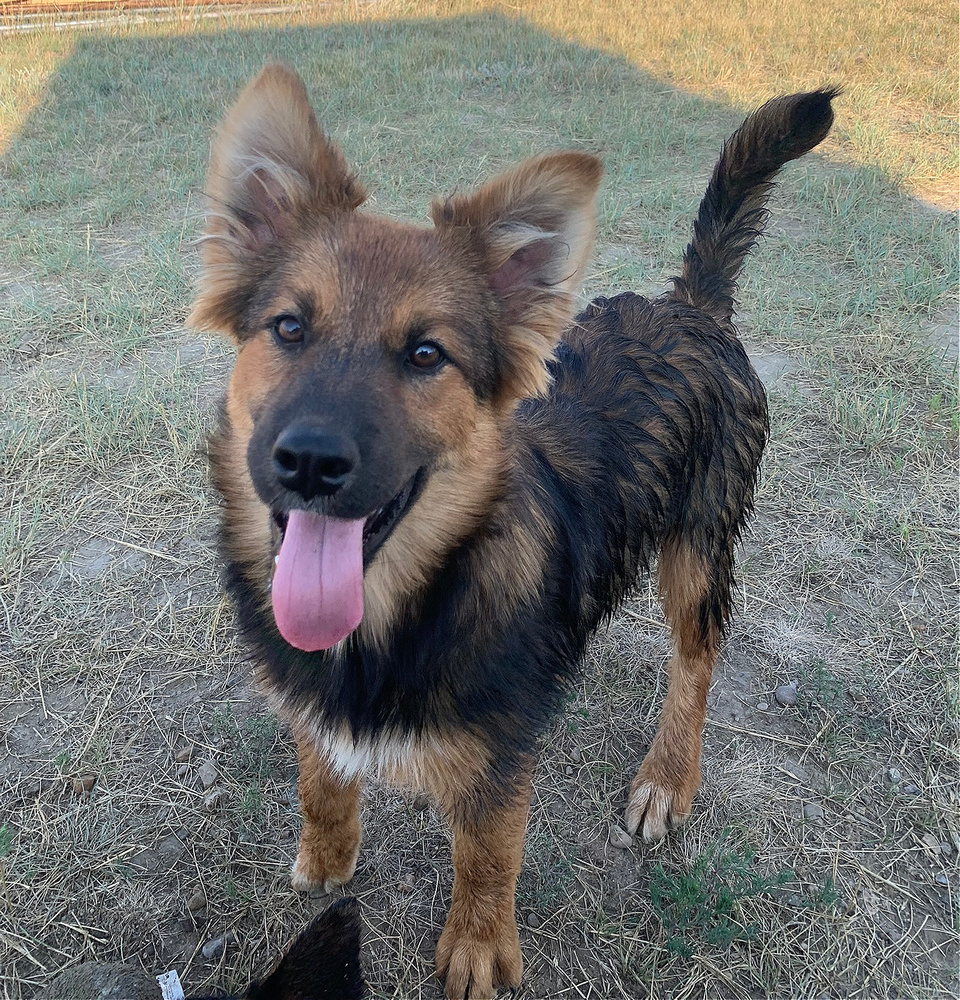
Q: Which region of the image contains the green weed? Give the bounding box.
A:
[650,835,794,957]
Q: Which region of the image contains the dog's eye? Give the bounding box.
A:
[408,342,445,370]
[272,315,304,344]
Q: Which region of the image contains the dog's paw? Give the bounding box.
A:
[435,912,522,1000]
[290,835,359,893]
[624,757,699,844]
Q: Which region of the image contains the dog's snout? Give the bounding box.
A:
[272,426,359,500]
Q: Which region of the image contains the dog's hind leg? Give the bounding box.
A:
[290,730,362,893]
[625,533,731,843]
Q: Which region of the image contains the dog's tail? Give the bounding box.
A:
[670,88,838,325]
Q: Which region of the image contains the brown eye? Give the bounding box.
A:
[409,341,445,370]
[272,315,304,344]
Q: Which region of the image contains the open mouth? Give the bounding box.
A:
[271,467,425,568]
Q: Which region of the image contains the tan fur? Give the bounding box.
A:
[625,537,718,842]
[290,728,363,893]
[189,64,365,336]
[432,152,600,402]
[432,764,531,1000]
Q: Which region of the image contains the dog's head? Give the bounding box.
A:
[191,65,601,652]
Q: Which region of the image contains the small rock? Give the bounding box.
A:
[410,793,430,813]
[920,832,940,851]
[564,765,574,777]
[941,841,953,856]
[934,874,949,887]
[774,683,798,707]
[609,824,633,849]
[129,849,160,873]
[197,758,218,789]
[176,764,190,779]
[782,759,808,783]
[569,747,581,763]
[757,701,769,711]
[903,783,921,796]
[202,935,226,960]
[157,831,187,861]
[526,912,541,928]
[802,802,824,822]
[886,767,902,784]
[175,744,194,764]
[204,789,227,811]
[72,774,97,795]
[185,890,207,913]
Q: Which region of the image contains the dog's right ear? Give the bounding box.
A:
[189,64,365,335]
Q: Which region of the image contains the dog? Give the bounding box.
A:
[189,66,835,999]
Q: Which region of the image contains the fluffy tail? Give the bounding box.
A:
[670,88,838,324]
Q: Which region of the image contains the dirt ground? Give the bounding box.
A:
[2,320,956,998]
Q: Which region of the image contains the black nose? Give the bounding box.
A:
[272,426,359,500]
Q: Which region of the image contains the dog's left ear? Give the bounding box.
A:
[432,152,602,400]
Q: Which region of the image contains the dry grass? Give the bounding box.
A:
[0,3,957,998]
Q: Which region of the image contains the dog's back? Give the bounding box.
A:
[516,89,837,646]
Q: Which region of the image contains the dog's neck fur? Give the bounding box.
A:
[355,405,540,652]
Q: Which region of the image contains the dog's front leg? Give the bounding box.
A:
[289,728,362,893]
[433,765,531,1000]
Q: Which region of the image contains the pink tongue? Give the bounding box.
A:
[271,511,365,651]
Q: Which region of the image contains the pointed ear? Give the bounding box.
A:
[432,151,602,400]
[246,897,365,999]
[189,64,366,334]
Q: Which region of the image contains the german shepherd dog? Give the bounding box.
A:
[190,66,835,999]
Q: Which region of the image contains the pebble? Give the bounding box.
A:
[782,759,808,783]
[774,683,798,707]
[157,832,187,861]
[565,765,574,777]
[129,849,160,873]
[72,774,97,795]
[886,767,902,784]
[176,764,190,779]
[757,701,769,711]
[569,747,582,763]
[903,783,921,796]
[526,912,541,928]
[185,890,207,913]
[920,833,940,852]
[802,802,824,822]
[935,874,949,887]
[941,842,953,856]
[204,789,227,811]
[201,932,234,960]
[174,744,194,764]
[609,824,633,849]
[197,759,218,789]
